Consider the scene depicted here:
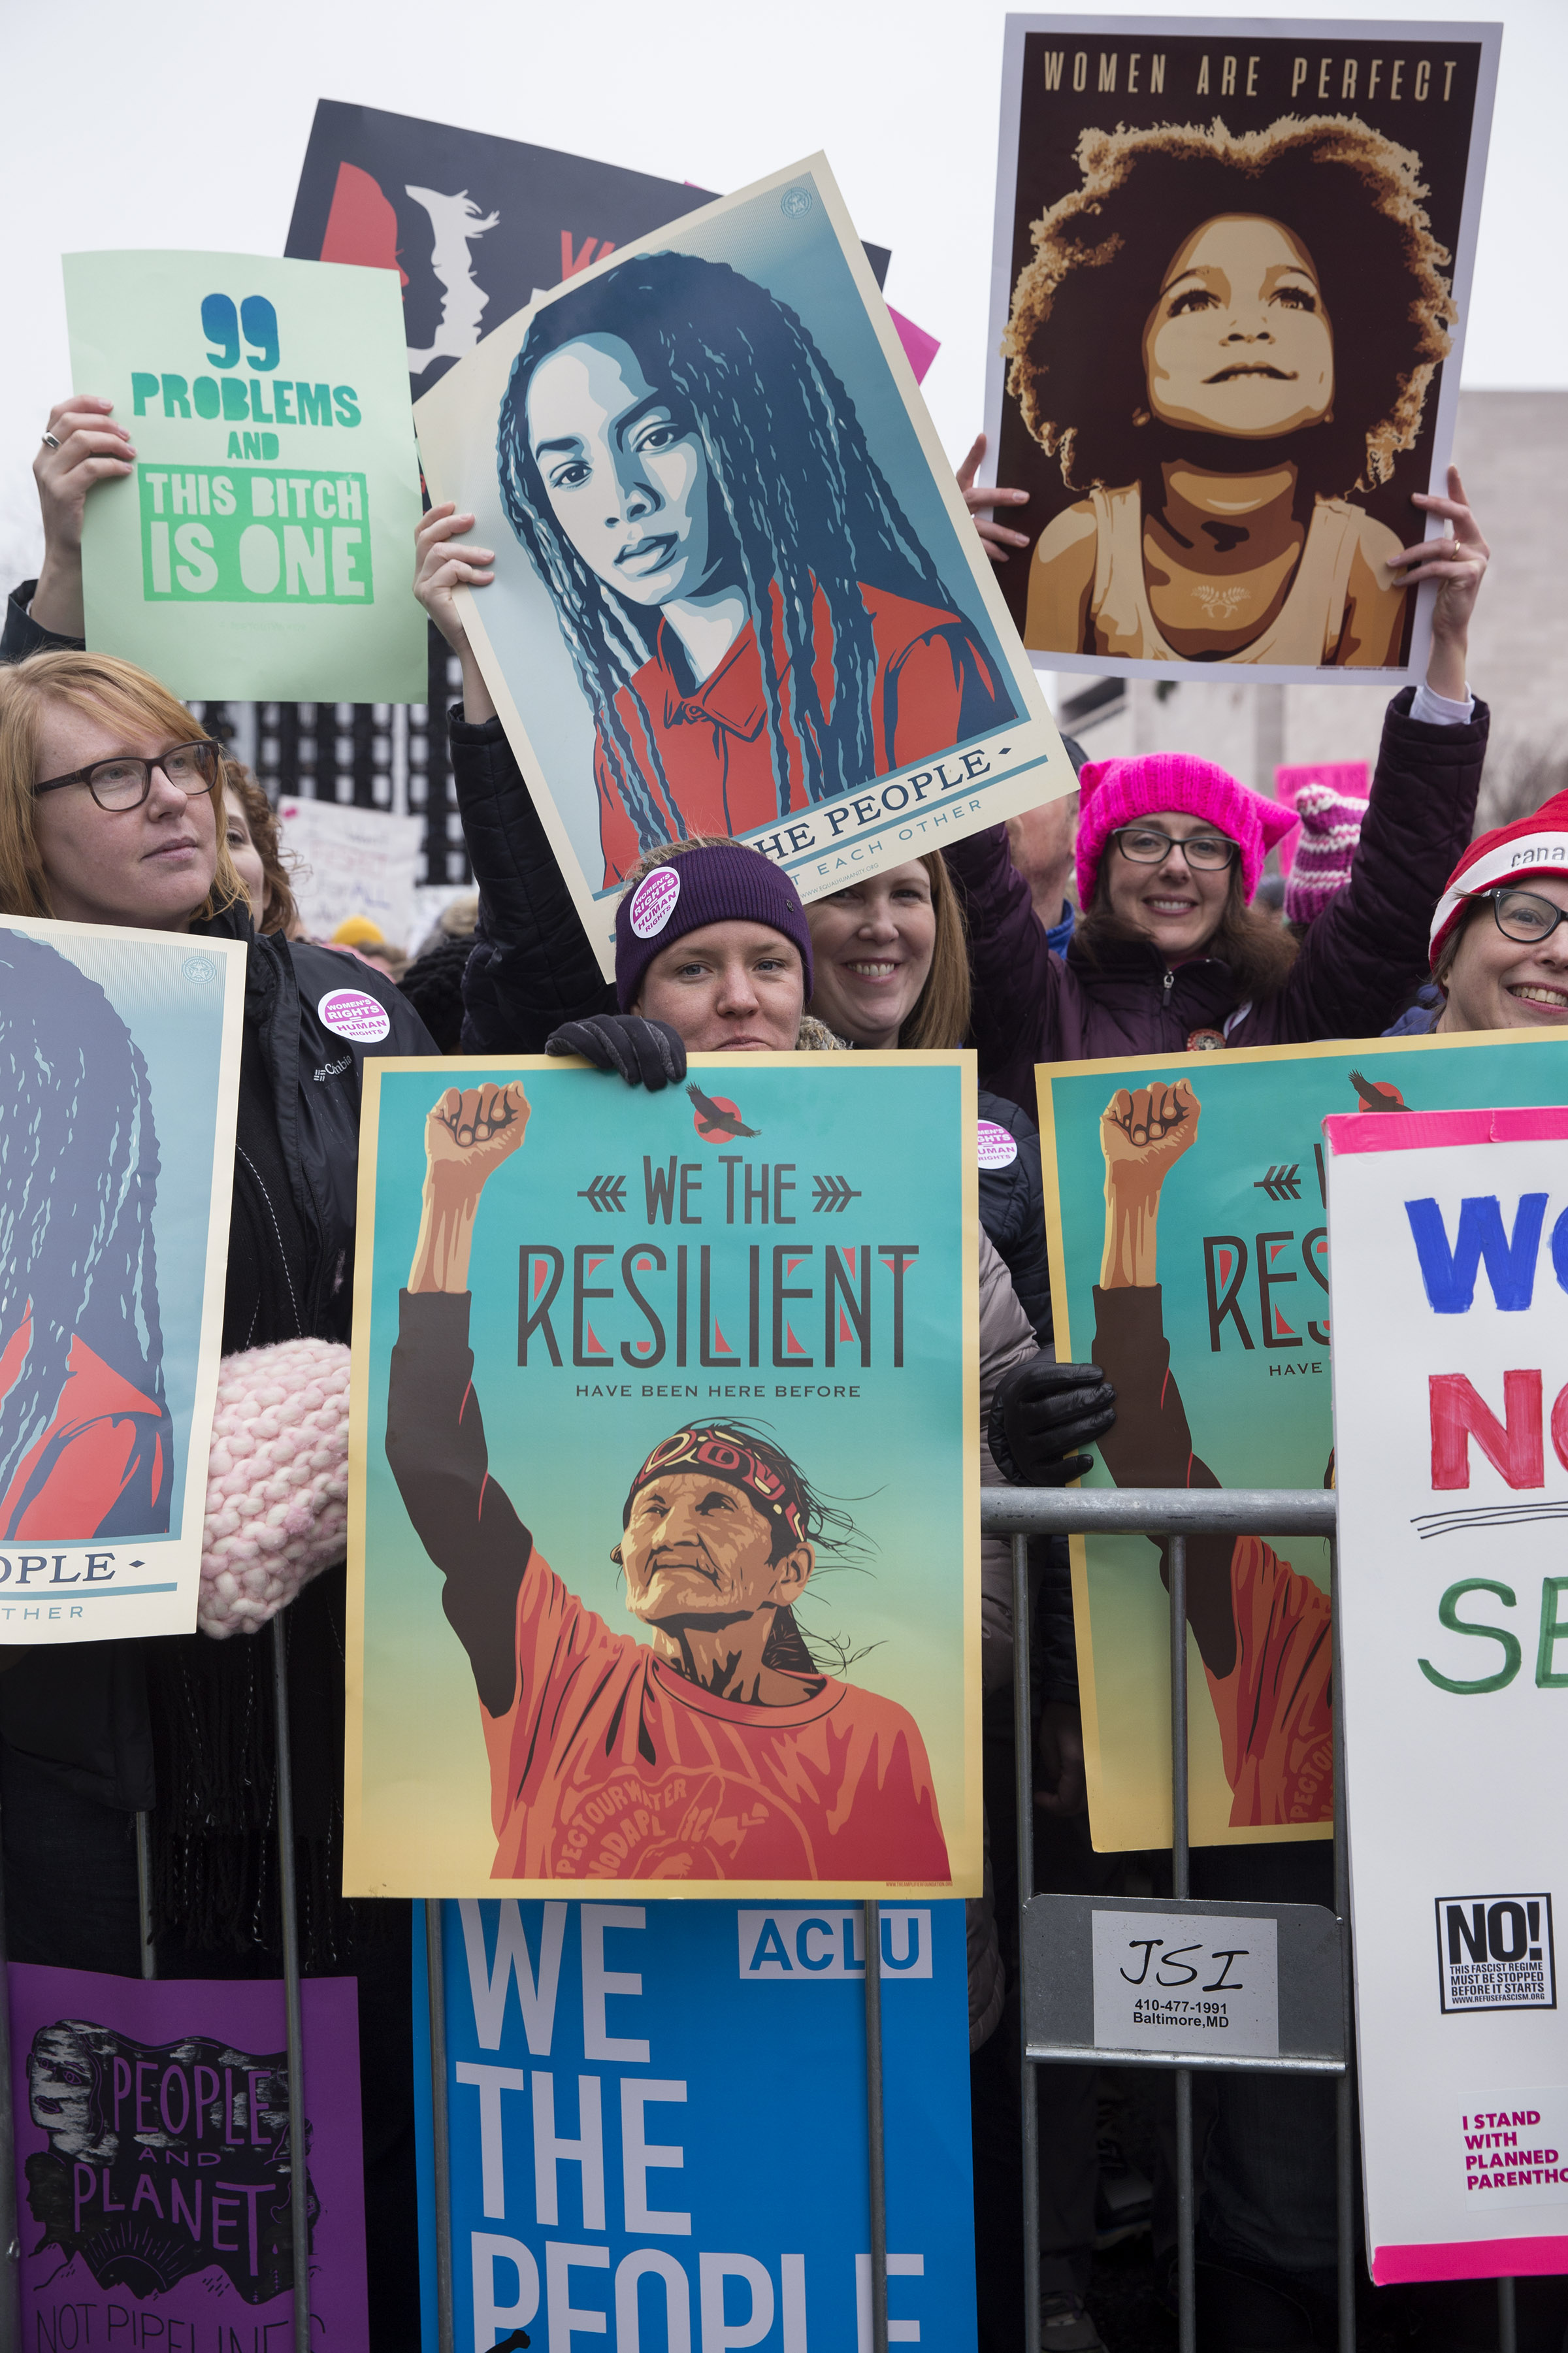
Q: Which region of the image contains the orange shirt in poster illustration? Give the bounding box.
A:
[387,1287,951,1884]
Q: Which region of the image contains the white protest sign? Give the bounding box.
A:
[277,797,424,948]
[1328,1104,1568,2287]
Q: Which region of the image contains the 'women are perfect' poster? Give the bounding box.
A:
[987,16,1501,685]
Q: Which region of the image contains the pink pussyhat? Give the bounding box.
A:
[1074,753,1301,908]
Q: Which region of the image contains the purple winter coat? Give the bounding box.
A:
[945,687,1488,1113]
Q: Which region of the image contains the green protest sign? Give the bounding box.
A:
[1037,1028,1568,1854]
[65,252,425,699]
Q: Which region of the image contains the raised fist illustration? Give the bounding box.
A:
[1100,1079,1201,1195]
[424,1080,531,1194]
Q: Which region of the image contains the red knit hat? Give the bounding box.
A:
[1075,753,1300,908]
[1429,791,1568,969]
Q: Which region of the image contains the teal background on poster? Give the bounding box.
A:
[1041,1030,1568,1849]
[3,921,235,1546]
[357,1055,972,1889]
[418,1897,977,2353]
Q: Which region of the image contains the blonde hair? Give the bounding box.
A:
[896,853,972,1049]
[0,650,242,921]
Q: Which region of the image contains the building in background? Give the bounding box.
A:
[189,627,471,946]
[1048,392,1567,833]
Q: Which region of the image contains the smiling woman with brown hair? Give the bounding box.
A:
[1007,114,1456,665]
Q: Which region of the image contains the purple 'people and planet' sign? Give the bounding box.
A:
[7,1964,368,2346]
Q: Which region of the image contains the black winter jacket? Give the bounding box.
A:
[452,708,1054,1334]
[0,580,435,1806]
[0,904,433,1808]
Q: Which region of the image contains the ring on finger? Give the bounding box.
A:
[40,431,60,451]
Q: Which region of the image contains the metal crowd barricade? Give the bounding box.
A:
[983,1485,1524,2353]
[0,1495,1521,2352]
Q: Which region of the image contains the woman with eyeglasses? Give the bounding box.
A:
[0,633,433,2348]
[1390,801,1568,1036]
[944,476,1494,1106]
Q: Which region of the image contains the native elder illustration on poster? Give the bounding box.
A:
[1090,1078,1331,1826]
[384,1078,951,1884]
[496,251,1014,885]
[0,930,172,1542]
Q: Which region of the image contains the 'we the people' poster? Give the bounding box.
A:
[986,16,1501,684]
[8,1963,368,2343]
[1328,1107,1568,2283]
[345,1054,981,1900]
[0,916,244,1642]
[412,154,1073,976]
[416,1898,977,2353]
[1036,1027,1568,1852]
[65,250,427,700]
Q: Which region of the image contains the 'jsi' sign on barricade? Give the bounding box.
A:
[1328,1104,1568,2284]
[417,1899,975,2352]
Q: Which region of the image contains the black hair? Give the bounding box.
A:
[1007,114,1455,501]
[0,931,169,1535]
[497,250,994,853]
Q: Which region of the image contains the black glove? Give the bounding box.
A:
[988,1358,1116,1487]
[545,1014,687,1091]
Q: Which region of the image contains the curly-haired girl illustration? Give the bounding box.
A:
[0,930,171,1541]
[497,250,1014,885]
[1007,116,1456,668]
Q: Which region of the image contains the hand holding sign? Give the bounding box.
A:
[31,395,135,638]
[413,499,497,721]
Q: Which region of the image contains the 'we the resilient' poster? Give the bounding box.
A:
[1037,1027,1568,1853]
[65,250,426,700]
[346,1053,981,1901]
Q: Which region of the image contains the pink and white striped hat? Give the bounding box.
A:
[1429,791,1568,969]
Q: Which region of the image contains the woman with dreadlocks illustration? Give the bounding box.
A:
[0,930,171,1541]
[488,250,1013,884]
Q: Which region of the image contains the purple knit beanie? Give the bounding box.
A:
[1075,753,1300,908]
[615,844,815,1011]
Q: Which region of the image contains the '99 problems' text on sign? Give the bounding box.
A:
[139,466,372,604]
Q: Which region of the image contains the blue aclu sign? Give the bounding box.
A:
[421,1899,975,2352]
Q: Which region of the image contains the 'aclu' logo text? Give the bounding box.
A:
[738,1909,932,1981]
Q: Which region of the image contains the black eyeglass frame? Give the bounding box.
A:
[1109,823,1239,870]
[32,739,222,812]
[1470,885,1568,947]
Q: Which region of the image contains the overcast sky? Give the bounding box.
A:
[3,0,1563,587]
